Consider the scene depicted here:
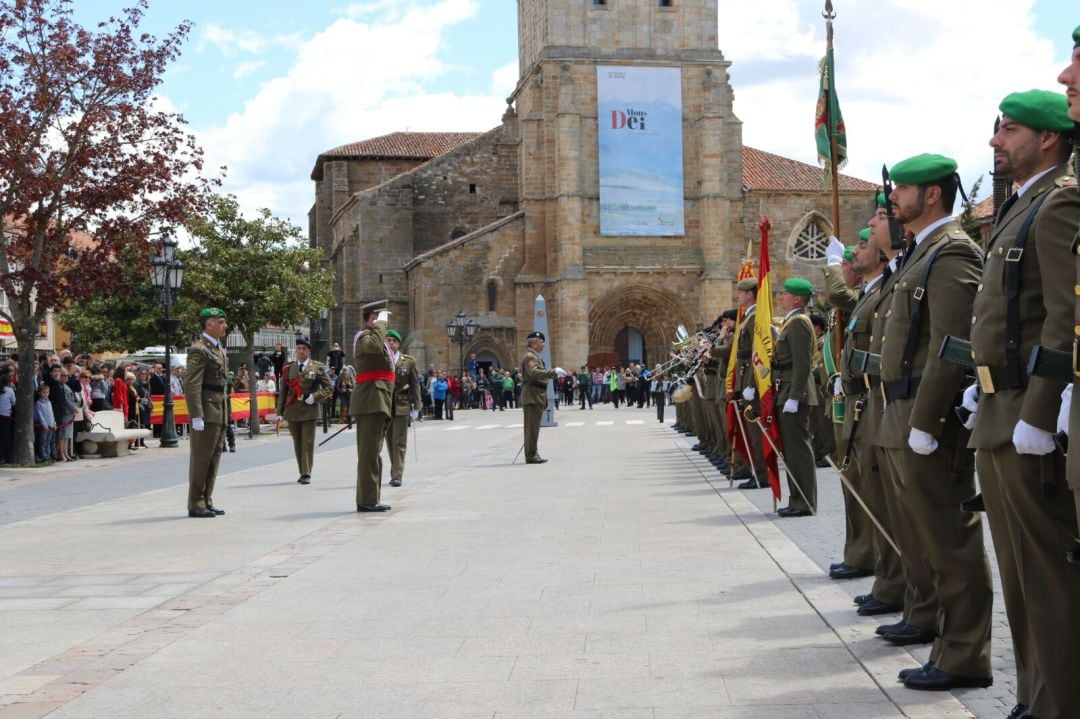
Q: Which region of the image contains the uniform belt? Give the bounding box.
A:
[974,364,1026,394]
[202,384,224,393]
[355,370,394,383]
[882,376,922,402]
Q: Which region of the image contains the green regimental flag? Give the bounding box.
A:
[814,47,847,185]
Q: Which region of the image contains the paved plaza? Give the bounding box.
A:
[0,403,1015,718]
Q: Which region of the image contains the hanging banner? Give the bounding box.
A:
[149,392,277,425]
[597,65,685,236]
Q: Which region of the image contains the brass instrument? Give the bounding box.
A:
[656,324,721,404]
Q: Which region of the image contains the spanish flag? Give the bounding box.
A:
[725,260,755,466]
[753,218,782,500]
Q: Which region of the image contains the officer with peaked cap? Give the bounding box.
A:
[966,86,1080,719]
[520,331,560,464]
[277,336,333,485]
[186,307,230,518]
[385,329,421,487]
[732,276,770,488]
[773,277,819,516]
[878,153,993,691]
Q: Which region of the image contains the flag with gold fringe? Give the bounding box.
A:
[752,218,783,500]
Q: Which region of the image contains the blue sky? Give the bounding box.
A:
[72,0,1078,230]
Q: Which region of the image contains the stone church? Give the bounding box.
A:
[309,0,876,374]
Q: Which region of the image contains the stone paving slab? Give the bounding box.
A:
[0,406,986,717]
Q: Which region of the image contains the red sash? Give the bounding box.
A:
[355,370,395,383]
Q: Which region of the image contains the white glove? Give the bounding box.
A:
[825,235,845,266]
[1058,385,1072,435]
[782,399,799,414]
[742,386,755,402]
[960,383,978,430]
[555,367,567,378]
[833,376,843,398]
[376,310,390,323]
[908,428,938,455]
[1012,419,1055,455]
[191,417,205,431]
[305,394,316,405]
[410,409,419,420]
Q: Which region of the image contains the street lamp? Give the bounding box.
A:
[445,310,477,379]
[149,234,185,448]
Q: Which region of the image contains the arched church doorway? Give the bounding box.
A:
[614,326,646,366]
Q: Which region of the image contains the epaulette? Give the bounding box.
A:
[1054,174,1077,189]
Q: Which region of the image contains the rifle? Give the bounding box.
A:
[847,348,880,378]
[881,164,906,250]
[937,336,979,426]
[1027,344,1073,385]
[991,117,1013,218]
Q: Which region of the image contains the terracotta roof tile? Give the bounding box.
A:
[972,196,995,220]
[742,146,878,192]
[320,132,483,161]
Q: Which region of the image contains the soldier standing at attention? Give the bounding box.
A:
[385,329,420,487]
[773,277,819,517]
[352,306,393,512]
[733,278,769,488]
[276,336,333,485]
[520,331,559,464]
[878,154,992,691]
[967,88,1080,719]
[186,308,230,518]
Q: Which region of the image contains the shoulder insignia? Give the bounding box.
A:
[525,358,537,368]
[190,354,203,367]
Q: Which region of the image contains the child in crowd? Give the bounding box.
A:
[34,384,56,464]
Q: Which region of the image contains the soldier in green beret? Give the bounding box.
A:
[384,329,421,487]
[186,308,230,518]
[965,87,1080,718]
[879,154,993,690]
[772,277,818,517]
[276,336,333,485]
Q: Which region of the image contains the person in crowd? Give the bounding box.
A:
[111,365,129,426]
[591,367,603,405]
[33,383,56,464]
[432,371,448,419]
[270,343,287,381]
[651,365,667,422]
[56,367,77,461]
[327,341,345,374]
[257,371,277,393]
[0,372,15,464]
[446,371,458,419]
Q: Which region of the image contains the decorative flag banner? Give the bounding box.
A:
[752,218,783,500]
[149,392,277,425]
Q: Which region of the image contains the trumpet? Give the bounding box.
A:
[658,324,721,404]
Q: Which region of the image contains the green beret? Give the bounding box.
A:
[999,89,1073,132]
[858,227,871,242]
[385,329,402,342]
[783,277,814,297]
[1074,24,1080,47]
[876,192,887,208]
[736,277,758,291]
[843,246,855,262]
[888,153,958,185]
[199,307,226,319]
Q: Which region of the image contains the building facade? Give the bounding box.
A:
[310,0,877,374]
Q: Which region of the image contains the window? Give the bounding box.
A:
[469,183,477,194]
[487,281,497,312]
[659,0,673,6]
[787,212,832,263]
[592,0,606,5]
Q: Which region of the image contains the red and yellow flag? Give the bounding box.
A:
[753,218,782,500]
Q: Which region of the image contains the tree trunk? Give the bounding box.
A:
[245,330,260,436]
[12,309,41,466]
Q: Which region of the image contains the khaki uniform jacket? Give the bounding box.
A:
[185,336,229,425]
[734,307,757,393]
[877,220,982,448]
[713,336,733,401]
[774,309,818,406]
[823,264,860,313]
[970,165,1080,448]
[276,359,333,423]
[839,274,884,439]
[391,354,422,417]
[521,349,558,406]
[349,321,394,417]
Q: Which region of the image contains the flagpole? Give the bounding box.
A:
[824,0,845,395]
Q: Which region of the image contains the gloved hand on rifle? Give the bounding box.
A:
[1058,385,1072,436]
[825,235,845,267]
[1013,419,1055,455]
[958,383,978,431]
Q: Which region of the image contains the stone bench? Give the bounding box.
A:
[76,410,153,458]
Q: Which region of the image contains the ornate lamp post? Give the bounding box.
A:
[149,234,185,448]
[445,310,477,379]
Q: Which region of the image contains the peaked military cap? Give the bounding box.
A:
[721,308,739,321]
[888,154,958,185]
[782,277,814,297]
[385,329,402,342]
[736,277,758,291]
[295,336,311,348]
[999,89,1073,132]
[858,227,871,242]
[199,307,226,319]
[526,331,545,341]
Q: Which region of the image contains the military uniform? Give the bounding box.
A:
[520,333,558,463]
[186,310,230,517]
[877,156,992,682]
[970,91,1080,716]
[824,257,875,577]
[386,348,421,486]
[351,315,394,509]
[733,305,768,485]
[773,295,818,514]
[276,341,333,483]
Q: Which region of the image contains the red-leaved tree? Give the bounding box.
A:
[0,0,212,464]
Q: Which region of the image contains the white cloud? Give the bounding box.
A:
[197,22,302,58]
[232,60,266,80]
[720,0,1063,207]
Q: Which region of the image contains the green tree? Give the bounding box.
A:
[181,194,333,434]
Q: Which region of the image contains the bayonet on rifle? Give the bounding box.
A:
[881,164,905,251]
